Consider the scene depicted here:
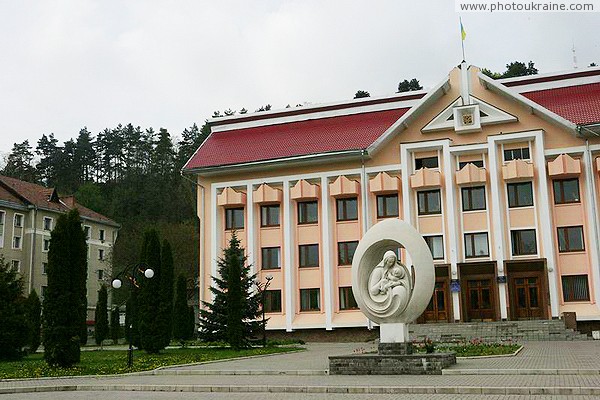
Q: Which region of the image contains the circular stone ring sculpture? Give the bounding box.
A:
[352,218,435,327]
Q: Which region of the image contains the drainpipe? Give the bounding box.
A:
[181,171,206,308]
[28,205,38,293]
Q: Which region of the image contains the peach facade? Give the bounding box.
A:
[188,64,600,331]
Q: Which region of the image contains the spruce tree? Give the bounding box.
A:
[25,290,41,354]
[157,240,174,348]
[110,306,121,345]
[94,285,109,346]
[198,233,261,349]
[0,256,28,360]
[173,274,190,345]
[137,229,163,353]
[43,209,88,367]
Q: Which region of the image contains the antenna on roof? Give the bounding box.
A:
[572,41,578,69]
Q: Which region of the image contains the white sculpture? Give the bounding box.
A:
[352,219,435,343]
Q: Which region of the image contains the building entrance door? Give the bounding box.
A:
[423,281,449,322]
[466,279,495,321]
[513,276,543,319]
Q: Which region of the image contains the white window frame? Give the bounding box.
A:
[83,225,91,240]
[12,213,24,250]
[42,262,48,275]
[42,237,50,252]
[12,235,22,250]
[11,259,20,273]
[13,213,23,228]
[0,210,5,248]
[98,248,105,261]
[43,216,53,231]
[99,229,105,242]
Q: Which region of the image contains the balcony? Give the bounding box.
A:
[253,183,282,204]
[290,179,320,201]
[369,172,400,194]
[330,176,360,198]
[217,187,246,207]
[410,168,441,189]
[455,163,487,185]
[502,159,534,181]
[547,154,581,178]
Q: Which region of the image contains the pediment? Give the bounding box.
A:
[422,96,518,133]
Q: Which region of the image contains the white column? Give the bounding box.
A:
[360,162,371,234]
[400,145,412,227]
[442,141,461,322]
[210,185,219,300]
[246,184,255,274]
[320,176,334,330]
[583,143,600,306]
[487,137,508,320]
[534,132,560,318]
[282,180,295,332]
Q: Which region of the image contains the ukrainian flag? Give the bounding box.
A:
[460,19,466,40]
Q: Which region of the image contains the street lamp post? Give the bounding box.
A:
[254,275,273,347]
[111,264,154,368]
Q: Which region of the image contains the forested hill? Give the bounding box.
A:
[1,122,210,281]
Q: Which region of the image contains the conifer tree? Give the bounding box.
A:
[94,285,109,346]
[137,229,163,353]
[198,233,261,349]
[173,274,190,345]
[25,290,41,354]
[43,209,88,367]
[110,306,121,345]
[157,240,174,348]
[0,256,28,360]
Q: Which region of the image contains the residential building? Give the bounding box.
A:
[183,64,600,332]
[0,175,119,323]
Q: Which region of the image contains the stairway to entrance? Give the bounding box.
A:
[409,319,590,342]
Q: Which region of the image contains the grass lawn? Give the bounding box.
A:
[414,342,521,357]
[0,346,300,379]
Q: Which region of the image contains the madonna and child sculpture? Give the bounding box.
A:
[352,218,434,346]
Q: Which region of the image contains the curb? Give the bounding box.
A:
[155,369,327,376]
[455,344,524,360]
[1,384,599,395]
[443,368,600,375]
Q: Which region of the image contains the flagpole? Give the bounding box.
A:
[460,17,466,62]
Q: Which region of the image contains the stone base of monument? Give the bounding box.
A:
[328,343,456,375]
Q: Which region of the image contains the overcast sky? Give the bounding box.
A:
[0,1,598,156]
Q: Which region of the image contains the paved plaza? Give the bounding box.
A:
[1,341,600,399]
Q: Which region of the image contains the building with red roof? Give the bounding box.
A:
[0,175,119,326]
[184,64,600,335]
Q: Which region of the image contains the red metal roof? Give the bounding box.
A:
[522,83,600,125]
[184,108,409,170]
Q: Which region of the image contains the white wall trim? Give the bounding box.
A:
[246,184,255,274]
[544,146,586,157]
[320,177,333,330]
[210,185,219,300]
[282,180,295,332]
[508,75,600,94]
[583,143,600,306]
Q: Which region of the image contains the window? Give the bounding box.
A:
[417,190,441,215]
[14,214,23,228]
[42,262,48,274]
[415,156,439,169]
[260,205,280,227]
[298,201,318,224]
[337,241,358,266]
[225,208,244,230]
[458,160,484,169]
[511,229,537,256]
[464,233,489,258]
[299,244,319,268]
[99,229,105,241]
[376,194,399,218]
[41,286,47,300]
[11,260,20,272]
[43,238,50,252]
[0,211,4,247]
[424,235,444,260]
[461,186,486,211]
[553,179,580,204]
[507,182,533,208]
[43,217,53,231]
[261,247,280,270]
[12,236,21,249]
[339,287,358,310]
[562,275,590,302]
[557,226,584,252]
[98,269,104,280]
[300,288,320,311]
[503,147,530,162]
[83,226,91,240]
[98,249,105,260]
[336,198,358,221]
[264,290,282,313]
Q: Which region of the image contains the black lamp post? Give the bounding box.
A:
[111,264,154,368]
[254,275,273,347]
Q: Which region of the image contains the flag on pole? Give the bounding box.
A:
[460,18,466,40]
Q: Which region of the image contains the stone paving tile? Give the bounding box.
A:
[2,392,600,399]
